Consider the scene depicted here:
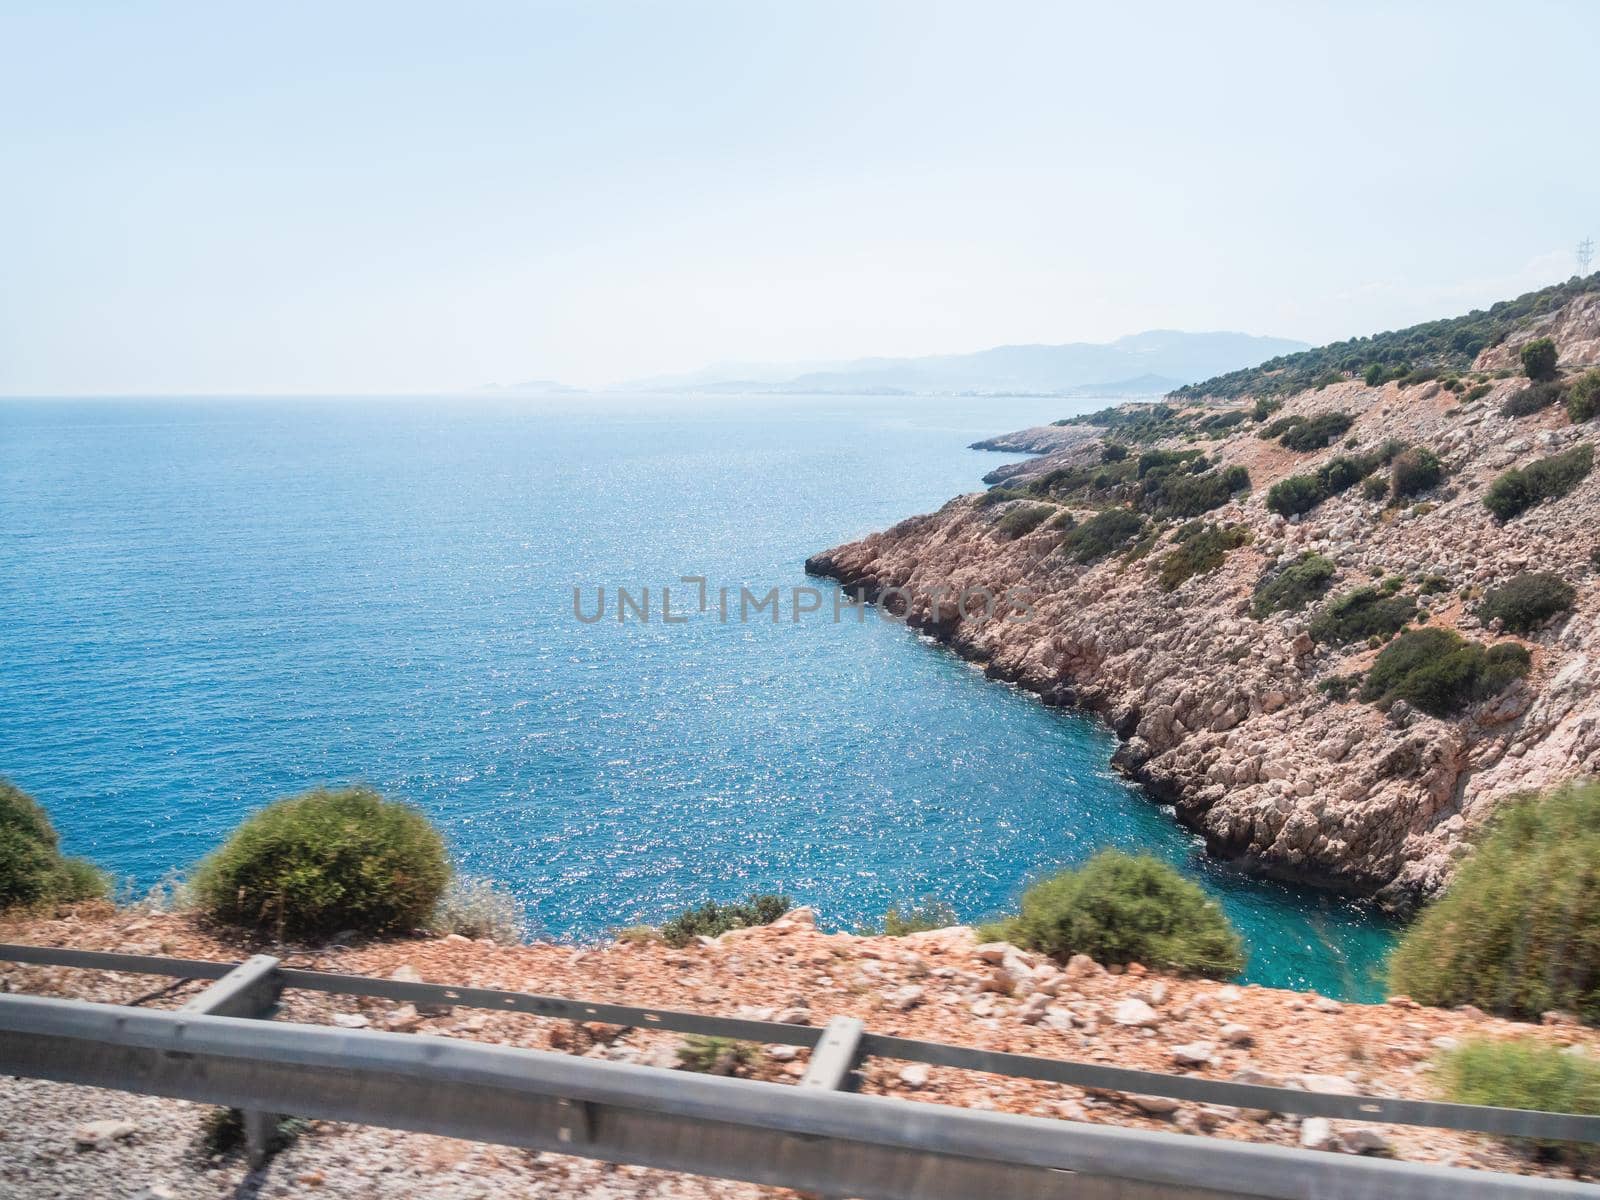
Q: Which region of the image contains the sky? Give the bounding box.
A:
[1,0,1596,395]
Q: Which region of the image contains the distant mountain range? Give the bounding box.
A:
[478,330,1309,398]
[611,331,1309,397]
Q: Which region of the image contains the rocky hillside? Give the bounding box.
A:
[807,293,1600,910]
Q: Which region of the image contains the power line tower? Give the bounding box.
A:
[1581,237,1595,276]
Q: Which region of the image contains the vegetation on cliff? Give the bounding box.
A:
[1570,370,1600,423]
[660,893,791,947]
[1358,628,1530,718]
[1265,441,1415,517]
[1309,586,1417,646]
[1172,273,1600,401]
[1252,553,1336,617]
[1484,444,1594,521]
[0,780,107,912]
[191,787,450,939]
[1521,336,1560,382]
[1477,572,1577,634]
[1390,782,1600,1023]
[1156,522,1250,591]
[1058,507,1146,563]
[992,850,1244,978]
[1443,1038,1600,1160]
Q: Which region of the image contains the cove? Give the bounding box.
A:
[0,393,1396,998]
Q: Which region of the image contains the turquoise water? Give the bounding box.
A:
[0,394,1395,997]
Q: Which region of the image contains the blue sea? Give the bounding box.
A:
[0,394,1395,997]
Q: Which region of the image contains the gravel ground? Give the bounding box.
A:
[0,1077,775,1200]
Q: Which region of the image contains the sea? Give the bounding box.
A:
[0,393,1396,998]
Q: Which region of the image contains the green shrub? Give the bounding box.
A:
[1441,1039,1600,1160]
[1258,414,1303,440]
[190,787,450,940]
[1462,382,1493,404]
[996,502,1054,539]
[1280,412,1355,452]
[0,780,108,911]
[1100,441,1129,462]
[861,897,959,936]
[1360,474,1389,500]
[1484,444,1594,520]
[1265,474,1325,517]
[1309,587,1417,646]
[677,1036,762,1075]
[1358,627,1529,717]
[1521,336,1559,382]
[1569,370,1600,423]
[1059,507,1145,564]
[1252,554,1335,617]
[1251,397,1282,422]
[1390,447,1444,497]
[994,851,1243,977]
[1144,464,1250,519]
[1317,674,1359,703]
[1477,572,1577,634]
[1502,381,1567,418]
[1196,409,1248,434]
[660,893,791,947]
[1390,782,1600,1023]
[1156,522,1249,591]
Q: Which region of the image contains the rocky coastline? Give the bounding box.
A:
[807,298,1600,912]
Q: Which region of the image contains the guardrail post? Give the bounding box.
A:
[800,1016,864,1094]
[799,1017,865,1200]
[180,955,282,1167]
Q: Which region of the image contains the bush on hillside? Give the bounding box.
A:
[1389,782,1600,1023]
[1502,381,1567,418]
[1570,370,1600,423]
[995,502,1054,539]
[1252,554,1336,618]
[1521,336,1559,382]
[0,780,108,912]
[1100,441,1129,462]
[1265,474,1325,517]
[1058,507,1145,564]
[1258,415,1303,440]
[994,851,1243,978]
[190,787,450,940]
[1309,587,1417,646]
[1390,447,1444,498]
[1442,1039,1600,1161]
[660,893,791,948]
[860,897,959,937]
[1280,412,1355,452]
[1149,464,1250,519]
[1358,627,1529,718]
[1483,444,1594,520]
[1477,572,1577,634]
[1156,522,1249,591]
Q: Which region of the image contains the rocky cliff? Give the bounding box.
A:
[807,296,1600,911]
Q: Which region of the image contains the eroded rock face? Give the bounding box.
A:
[806,298,1600,910]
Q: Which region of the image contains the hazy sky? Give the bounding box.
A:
[2,1,1596,394]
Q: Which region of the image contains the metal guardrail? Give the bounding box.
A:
[1,943,1597,1199]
